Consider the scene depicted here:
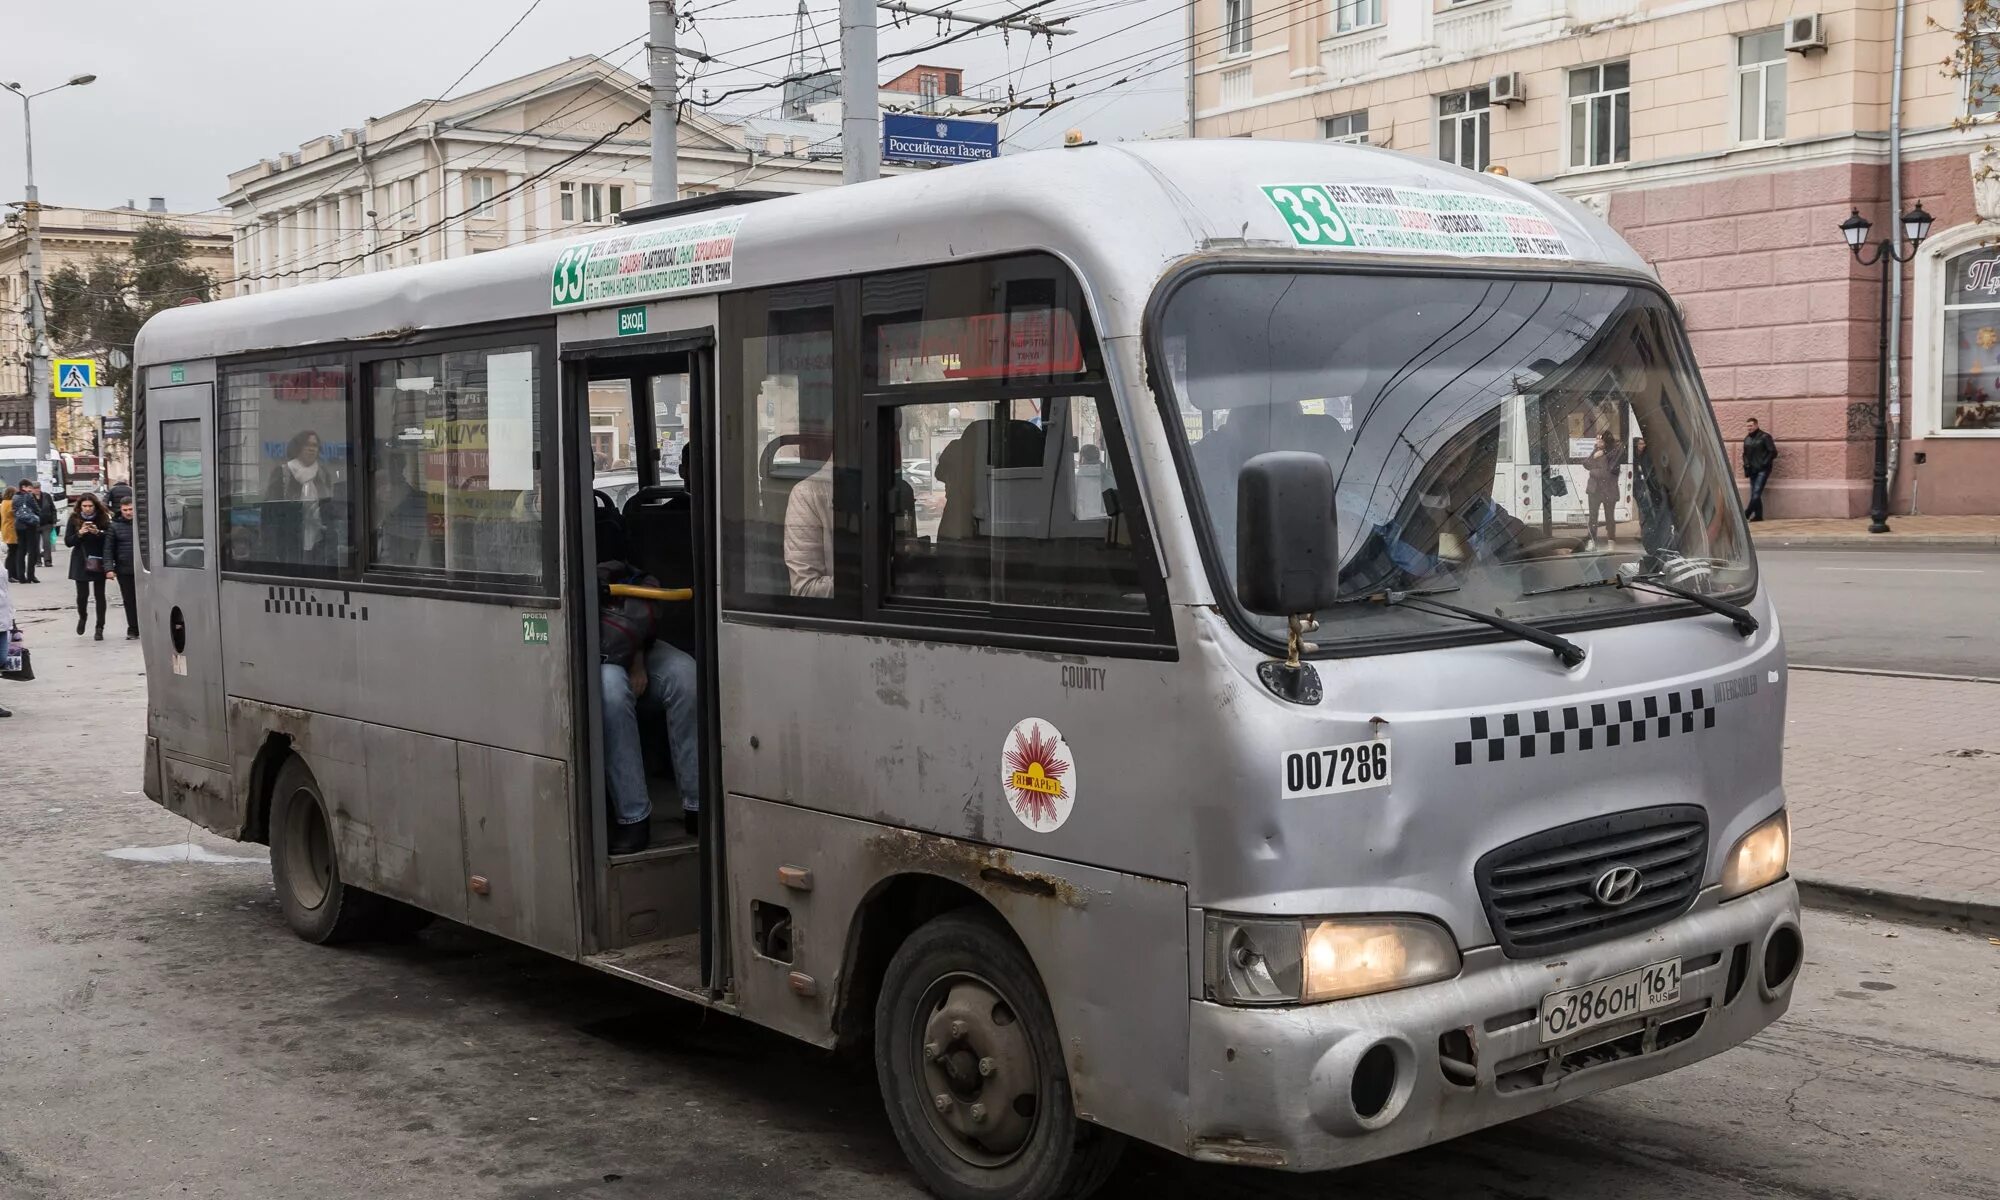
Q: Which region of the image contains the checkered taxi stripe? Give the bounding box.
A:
[265,585,368,621]
[1455,688,1717,765]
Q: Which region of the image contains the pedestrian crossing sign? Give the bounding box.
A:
[52,358,98,398]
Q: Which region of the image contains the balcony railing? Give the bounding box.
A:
[1321,29,1388,82]
[1434,3,1504,59]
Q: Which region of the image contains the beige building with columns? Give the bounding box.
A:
[1193,0,2000,515]
[221,56,867,298]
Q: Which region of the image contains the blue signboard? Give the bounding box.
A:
[882,114,1000,166]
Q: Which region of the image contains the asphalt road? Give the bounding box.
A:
[5,592,2000,1200]
[1759,548,2000,678]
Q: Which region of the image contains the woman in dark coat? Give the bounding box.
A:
[65,493,111,639]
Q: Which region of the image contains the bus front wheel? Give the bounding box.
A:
[875,910,1123,1200]
[269,756,385,945]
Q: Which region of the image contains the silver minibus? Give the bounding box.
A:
[133,140,1800,1199]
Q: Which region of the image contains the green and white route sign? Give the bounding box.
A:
[550,214,744,310]
[1260,183,1570,260]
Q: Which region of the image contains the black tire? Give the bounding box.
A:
[268,756,385,944]
[875,910,1124,1200]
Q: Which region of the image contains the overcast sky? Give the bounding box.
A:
[1,0,1188,215]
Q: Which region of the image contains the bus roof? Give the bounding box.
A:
[135,139,1646,368]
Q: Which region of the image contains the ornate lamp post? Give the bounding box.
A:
[1839,201,1934,533]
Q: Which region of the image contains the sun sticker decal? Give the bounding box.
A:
[1001,718,1077,833]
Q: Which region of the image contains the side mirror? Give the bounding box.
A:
[1236,451,1339,617]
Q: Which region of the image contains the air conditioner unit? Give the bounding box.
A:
[1490,72,1526,107]
[1785,14,1826,54]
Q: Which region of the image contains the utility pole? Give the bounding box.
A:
[840,0,879,183]
[6,75,95,480]
[649,0,679,202]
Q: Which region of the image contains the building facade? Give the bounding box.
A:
[0,200,233,437]
[222,57,879,298]
[1193,0,2000,516]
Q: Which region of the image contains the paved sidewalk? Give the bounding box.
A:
[1786,668,2000,925]
[1753,514,2000,549]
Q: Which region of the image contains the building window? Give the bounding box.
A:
[1223,0,1251,54]
[1437,87,1490,171]
[367,344,548,585]
[560,181,576,222]
[1220,67,1251,106]
[609,185,624,215]
[1322,110,1370,145]
[578,184,610,223]
[1940,247,2000,431]
[1737,29,1787,142]
[219,361,352,577]
[1333,0,1380,32]
[465,174,496,212]
[1969,18,2000,116]
[1568,62,1631,169]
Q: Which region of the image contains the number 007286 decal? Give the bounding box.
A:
[1280,739,1392,799]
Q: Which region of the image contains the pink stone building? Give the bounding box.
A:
[1193,0,2000,516]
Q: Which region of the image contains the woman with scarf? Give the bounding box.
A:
[65,493,112,639]
[263,430,342,566]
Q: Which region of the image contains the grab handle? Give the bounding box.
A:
[608,583,693,602]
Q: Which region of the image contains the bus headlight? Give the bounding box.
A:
[1204,915,1460,1006]
[1721,810,1790,899]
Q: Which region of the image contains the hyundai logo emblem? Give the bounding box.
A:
[1593,864,1644,907]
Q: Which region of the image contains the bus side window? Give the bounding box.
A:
[721,282,856,611]
[219,361,352,577]
[885,395,1148,615]
[364,345,547,588]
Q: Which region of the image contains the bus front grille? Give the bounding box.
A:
[1474,805,1708,958]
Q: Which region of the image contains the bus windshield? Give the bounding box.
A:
[1157,269,1752,648]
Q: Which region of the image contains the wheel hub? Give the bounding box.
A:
[912,974,1039,1167]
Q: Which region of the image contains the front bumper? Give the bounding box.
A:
[1184,880,1801,1171]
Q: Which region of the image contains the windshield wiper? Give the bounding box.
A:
[1364,587,1587,669]
[1523,570,1758,636]
[1624,573,1759,636]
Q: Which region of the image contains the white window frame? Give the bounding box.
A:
[1914,223,2000,438]
[1332,0,1381,34]
[1566,61,1631,170]
[1223,0,1252,56]
[1735,28,1788,144]
[1967,16,2000,118]
[559,181,577,222]
[1437,86,1491,171]
[1321,110,1369,144]
[465,173,496,213]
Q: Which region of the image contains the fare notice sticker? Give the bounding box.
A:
[1280,738,1391,799]
[1260,183,1570,259]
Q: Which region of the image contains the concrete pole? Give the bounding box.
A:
[840,0,879,183]
[650,0,679,201]
[16,92,53,475]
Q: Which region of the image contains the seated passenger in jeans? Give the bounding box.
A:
[599,559,700,854]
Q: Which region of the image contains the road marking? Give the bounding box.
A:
[1810,567,1984,574]
[1791,664,2000,686]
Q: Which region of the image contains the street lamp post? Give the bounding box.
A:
[4,73,97,480]
[1839,201,1933,534]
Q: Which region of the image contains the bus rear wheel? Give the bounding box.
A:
[269,756,385,945]
[875,910,1123,1200]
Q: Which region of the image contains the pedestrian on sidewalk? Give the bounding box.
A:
[11,481,42,583]
[36,483,57,568]
[0,565,14,718]
[65,494,111,641]
[2,486,18,583]
[1742,417,1779,522]
[107,496,138,640]
[1583,431,1622,548]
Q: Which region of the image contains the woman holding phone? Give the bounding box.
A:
[65,493,112,640]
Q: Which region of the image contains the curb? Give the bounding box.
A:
[1753,535,2000,551]
[1796,874,2000,934]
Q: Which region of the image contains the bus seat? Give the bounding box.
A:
[623,486,695,652]
[594,490,627,563]
[937,418,1046,541]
